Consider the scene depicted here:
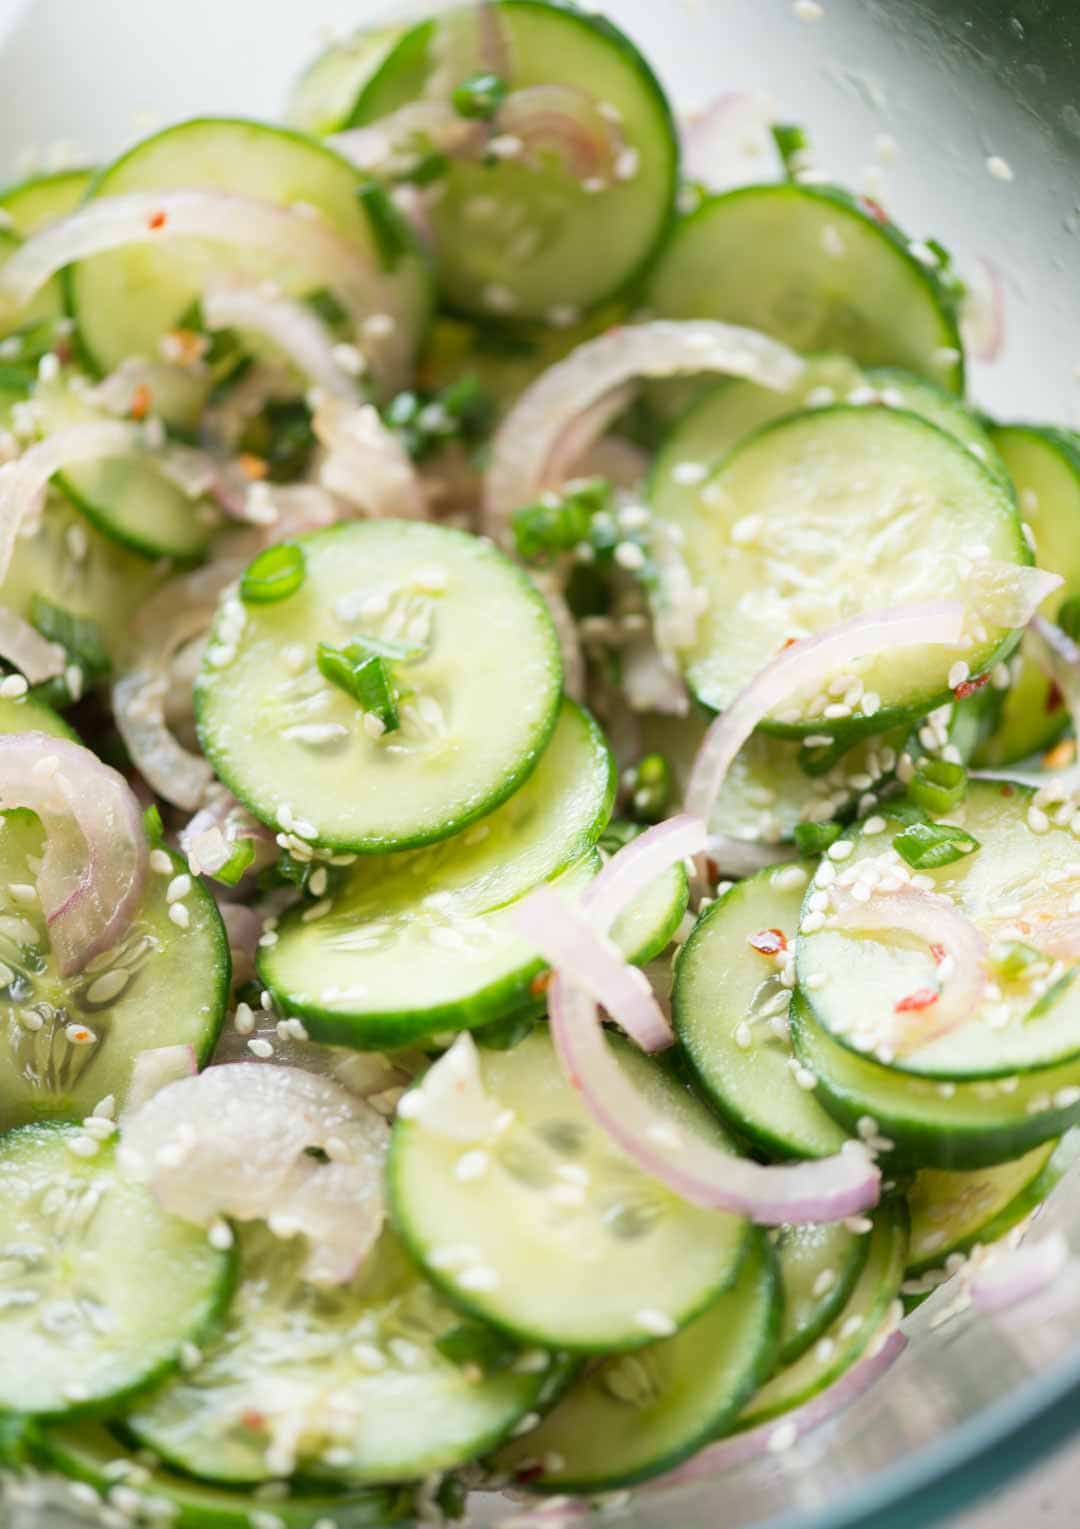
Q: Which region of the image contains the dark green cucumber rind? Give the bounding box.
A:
[0,1123,237,1424]
[50,467,210,565]
[29,1424,413,1529]
[195,521,564,855]
[175,847,232,1068]
[349,0,680,320]
[791,994,1080,1170]
[775,1223,871,1369]
[643,181,964,393]
[494,1234,779,1494]
[864,367,1008,487]
[0,695,77,740]
[610,860,689,965]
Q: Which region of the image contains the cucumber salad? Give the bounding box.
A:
[0,4,1078,1526]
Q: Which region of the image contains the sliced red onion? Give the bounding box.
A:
[217,902,260,989]
[622,637,691,717]
[576,433,649,491]
[496,84,623,180]
[543,383,635,494]
[155,443,222,500]
[202,282,358,399]
[514,892,880,1223]
[179,789,276,879]
[122,1044,198,1119]
[685,601,966,872]
[968,561,1062,628]
[0,606,66,684]
[118,1063,389,1286]
[0,189,412,392]
[0,420,139,586]
[971,1232,1069,1314]
[396,1032,510,1142]
[680,92,781,191]
[485,321,804,534]
[312,393,427,520]
[650,519,706,657]
[826,885,987,1054]
[332,102,486,176]
[649,1328,907,1488]
[960,254,1005,364]
[584,813,706,939]
[532,567,585,701]
[0,732,147,976]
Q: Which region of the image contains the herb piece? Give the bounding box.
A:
[357,181,411,271]
[793,821,842,855]
[771,122,808,178]
[628,753,673,824]
[30,596,109,680]
[512,478,614,564]
[142,804,164,845]
[989,940,1040,982]
[907,757,967,815]
[1026,969,1078,1023]
[452,72,508,121]
[317,641,400,732]
[214,838,256,888]
[435,1321,519,1372]
[599,818,640,855]
[893,820,980,870]
[240,543,305,604]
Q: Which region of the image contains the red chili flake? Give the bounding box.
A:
[861,196,889,225]
[895,987,938,1013]
[954,672,991,700]
[529,970,552,998]
[147,209,167,230]
[780,636,798,651]
[1047,680,1065,714]
[237,452,268,481]
[1000,783,1014,796]
[748,928,787,957]
[129,383,152,421]
[929,943,946,966]
[240,1410,267,1431]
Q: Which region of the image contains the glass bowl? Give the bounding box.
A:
[0,1,1078,1525]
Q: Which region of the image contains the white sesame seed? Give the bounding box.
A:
[772,865,809,891]
[247,1038,274,1059]
[168,902,191,929]
[458,1265,500,1292]
[635,1307,677,1336]
[65,1134,99,1158]
[455,1149,490,1182]
[768,1420,799,1452]
[812,1267,837,1297]
[93,1094,116,1120]
[948,661,970,690]
[823,702,852,720]
[301,898,332,923]
[793,1066,817,1091]
[363,711,387,739]
[614,146,640,182]
[860,691,881,717]
[734,1022,753,1050]
[800,911,826,934]
[0,673,28,699]
[1028,806,1050,834]
[730,513,763,545]
[208,1219,234,1251]
[166,873,192,904]
[614,541,647,572]
[827,840,853,861]
[149,848,172,875]
[986,155,1014,181]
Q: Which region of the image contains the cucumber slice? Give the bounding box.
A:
[974,427,1080,768]
[349,2,678,321]
[790,992,1080,1169]
[32,1423,411,1529]
[35,371,217,561]
[288,26,409,137]
[0,821,228,1129]
[863,368,1007,484]
[0,1123,233,1418]
[642,183,963,392]
[128,1224,561,1488]
[664,406,1026,733]
[0,694,76,740]
[673,864,849,1160]
[905,1135,1068,1277]
[609,858,688,964]
[491,1232,777,1493]
[68,118,431,397]
[195,519,563,853]
[797,782,1080,1080]
[774,1218,870,1368]
[0,168,92,235]
[735,1199,907,1431]
[390,1026,750,1352]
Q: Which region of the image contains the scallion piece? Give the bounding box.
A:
[793,821,842,855]
[435,1320,519,1372]
[316,642,400,732]
[990,939,1040,982]
[893,820,980,870]
[240,543,305,604]
[214,838,256,888]
[629,753,673,824]
[908,757,967,815]
[452,72,508,121]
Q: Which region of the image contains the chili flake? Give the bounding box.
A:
[147,209,167,230]
[895,987,938,1013]
[129,383,152,421]
[748,928,787,957]
[954,672,991,700]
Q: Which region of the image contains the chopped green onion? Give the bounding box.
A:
[213,838,256,888]
[1026,968,1078,1023]
[406,149,451,186]
[990,939,1041,982]
[435,1477,468,1522]
[142,804,164,845]
[240,543,306,605]
[452,72,508,121]
[893,820,980,870]
[793,821,842,855]
[304,287,349,333]
[1057,595,1080,644]
[241,399,316,483]
[356,180,411,272]
[435,1320,519,1372]
[771,122,808,177]
[907,757,967,815]
[512,478,613,564]
[386,375,495,462]
[628,753,672,824]
[317,641,400,732]
[30,595,109,679]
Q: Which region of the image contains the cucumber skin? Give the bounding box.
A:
[50,468,211,566]
[774,1227,871,1369]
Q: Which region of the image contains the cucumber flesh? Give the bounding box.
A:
[0,694,76,740]
[195,519,563,853]
[0,817,228,1129]
[774,1218,870,1368]
[797,782,1080,1079]
[735,1199,907,1431]
[128,1224,560,1487]
[0,1123,232,1418]
[287,26,408,136]
[673,863,849,1160]
[0,168,92,236]
[863,368,1007,485]
[643,182,963,392]
[390,1026,750,1352]
[663,406,1027,732]
[492,1232,777,1492]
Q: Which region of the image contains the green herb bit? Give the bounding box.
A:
[317,641,400,732]
[512,478,613,564]
[142,804,164,845]
[908,757,967,815]
[451,72,508,121]
[1026,968,1078,1023]
[304,287,350,334]
[771,122,809,177]
[30,595,109,679]
[435,1320,519,1373]
[599,818,641,855]
[356,180,411,272]
[793,820,842,855]
[214,838,256,888]
[629,753,673,824]
[893,820,980,870]
[240,543,306,604]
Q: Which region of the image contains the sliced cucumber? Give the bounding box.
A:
[349,1,678,321]
[288,25,409,137]
[491,1231,777,1493]
[662,406,1026,732]
[735,1198,907,1431]
[673,864,848,1160]
[863,368,1007,485]
[609,858,688,964]
[0,694,76,739]
[32,1423,411,1529]
[774,1218,870,1368]
[642,183,963,392]
[0,820,228,1129]
[905,1136,1068,1277]
[68,118,431,397]
[974,426,1080,768]
[128,1223,561,1487]
[0,168,92,236]
[390,1026,750,1352]
[791,992,1080,1170]
[35,371,218,561]
[797,782,1080,1079]
[196,519,563,853]
[0,1123,233,1418]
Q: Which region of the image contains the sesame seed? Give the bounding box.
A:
[823,702,852,720]
[614,541,647,571]
[614,147,640,182]
[827,840,853,861]
[93,1094,117,1120]
[363,711,387,739]
[248,1038,274,1059]
[948,661,970,689]
[986,155,1014,181]
[168,902,190,929]
[488,133,524,159]
[301,898,332,923]
[482,283,518,314]
[861,691,881,717]
[863,816,887,835]
[793,1066,817,1091]
[166,873,191,903]
[734,1021,753,1050]
[1028,806,1050,834]
[800,911,826,934]
[768,1421,799,1453]
[0,674,28,699]
[792,0,823,17]
[812,1267,837,1297]
[635,1307,677,1336]
[457,1265,500,1292]
[208,1219,234,1250]
[455,1149,490,1182]
[772,865,809,891]
[65,1134,99,1158]
[149,848,172,875]
[730,513,763,545]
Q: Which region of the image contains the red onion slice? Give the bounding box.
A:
[202,282,358,400]
[496,84,624,180]
[0,732,147,976]
[513,890,880,1224]
[685,600,966,871]
[0,606,66,684]
[122,1044,198,1119]
[179,793,276,880]
[332,102,486,176]
[960,254,1005,365]
[311,393,427,520]
[532,566,585,701]
[119,1063,389,1286]
[680,92,780,191]
[971,1233,1069,1314]
[584,813,705,938]
[484,321,804,534]
[825,885,987,1054]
